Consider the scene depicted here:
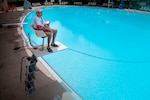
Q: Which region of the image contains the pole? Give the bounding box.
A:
[108,0,110,8]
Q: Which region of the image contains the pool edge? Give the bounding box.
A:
[20,7,82,100]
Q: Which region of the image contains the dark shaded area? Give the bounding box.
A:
[13,47,21,50]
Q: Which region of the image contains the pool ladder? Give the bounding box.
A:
[20,55,37,96]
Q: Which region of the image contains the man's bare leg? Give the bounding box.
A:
[51,29,57,44]
[45,32,53,52]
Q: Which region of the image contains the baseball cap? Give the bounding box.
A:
[36,8,43,12]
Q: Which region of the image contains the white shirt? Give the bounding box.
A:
[33,16,45,29]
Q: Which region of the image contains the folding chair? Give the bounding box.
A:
[31,25,47,51]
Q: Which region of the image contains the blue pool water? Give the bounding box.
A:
[23,6,150,100]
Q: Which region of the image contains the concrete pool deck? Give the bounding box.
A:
[0,7,75,100]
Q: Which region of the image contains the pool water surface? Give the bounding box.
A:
[23,6,150,100]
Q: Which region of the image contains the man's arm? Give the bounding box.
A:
[43,24,51,31]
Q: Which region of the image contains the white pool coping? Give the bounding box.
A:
[29,41,68,57]
[20,8,82,100]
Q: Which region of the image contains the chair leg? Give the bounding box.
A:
[40,37,44,51]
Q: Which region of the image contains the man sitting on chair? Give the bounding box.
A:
[33,8,58,52]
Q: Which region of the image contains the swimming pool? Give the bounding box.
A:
[23,6,150,100]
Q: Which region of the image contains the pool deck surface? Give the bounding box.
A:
[0,7,74,100]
